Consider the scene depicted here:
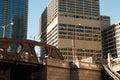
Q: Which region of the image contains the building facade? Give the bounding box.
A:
[0,0,28,39]
[40,0,110,62]
[102,21,120,58]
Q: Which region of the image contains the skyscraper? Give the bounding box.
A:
[0,0,28,39]
[102,21,120,59]
[40,0,110,62]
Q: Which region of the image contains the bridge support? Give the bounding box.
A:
[0,62,41,80]
[0,64,11,80]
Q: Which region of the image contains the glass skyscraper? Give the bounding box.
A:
[0,0,28,39]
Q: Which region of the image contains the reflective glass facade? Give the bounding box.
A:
[0,0,28,39]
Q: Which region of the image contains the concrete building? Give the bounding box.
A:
[102,21,120,58]
[39,0,110,62]
[0,0,28,39]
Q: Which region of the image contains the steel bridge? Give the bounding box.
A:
[0,38,63,80]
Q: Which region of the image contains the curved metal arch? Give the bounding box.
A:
[0,38,64,63]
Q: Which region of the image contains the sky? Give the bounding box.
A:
[28,0,120,40]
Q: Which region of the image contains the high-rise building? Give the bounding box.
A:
[102,21,120,59]
[0,0,28,39]
[40,0,110,62]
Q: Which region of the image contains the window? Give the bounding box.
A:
[59,23,67,27]
[59,27,66,30]
[85,26,92,29]
[76,29,84,32]
[67,14,75,18]
[59,14,66,17]
[59,31,67,34]
[68,28,74,31]
[76,26,84,28]
[93,27,100,30]
[68,24,75,28]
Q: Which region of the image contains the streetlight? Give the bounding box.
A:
[2,22,14,38]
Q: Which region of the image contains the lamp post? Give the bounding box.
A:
[72,23,81,64]
[2,22,14,38]
[72,25,76,64]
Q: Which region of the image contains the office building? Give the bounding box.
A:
[40,0,110,62]
[102,21,120,58]
[0,0,28,39]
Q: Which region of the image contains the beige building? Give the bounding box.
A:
[102,21,120,58]
[40,0,110,62]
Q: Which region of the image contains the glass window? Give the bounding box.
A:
[93,27,100,30]
[59,14,66,17]
[85,26,92,29]
[59,27,66,30]
[67,14,75,18]
[76,26,84,28]
[68,32,74,35]
[68,28,74,31]
[59,23,67,26]
[76,29,84,32]
[68,24,75,28]
[59,32,67,34]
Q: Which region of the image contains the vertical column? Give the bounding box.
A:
[0,67,10,80]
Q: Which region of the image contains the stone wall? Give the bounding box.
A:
[42,58,103,80]
[46,58,70,80]
[0,58,114,80]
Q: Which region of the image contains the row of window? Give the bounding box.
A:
[62,53,101,60]
[59,13,99,20]
[59,3,99,8]
[59,23,100,30]
[59,30,100,34]
[59,35,101,41]
[59,29,100,34]
[59,8,99,16]
[60,48,101,53]
[62,51,93,56]
[59,32,100,37]
[59,0,99,5]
